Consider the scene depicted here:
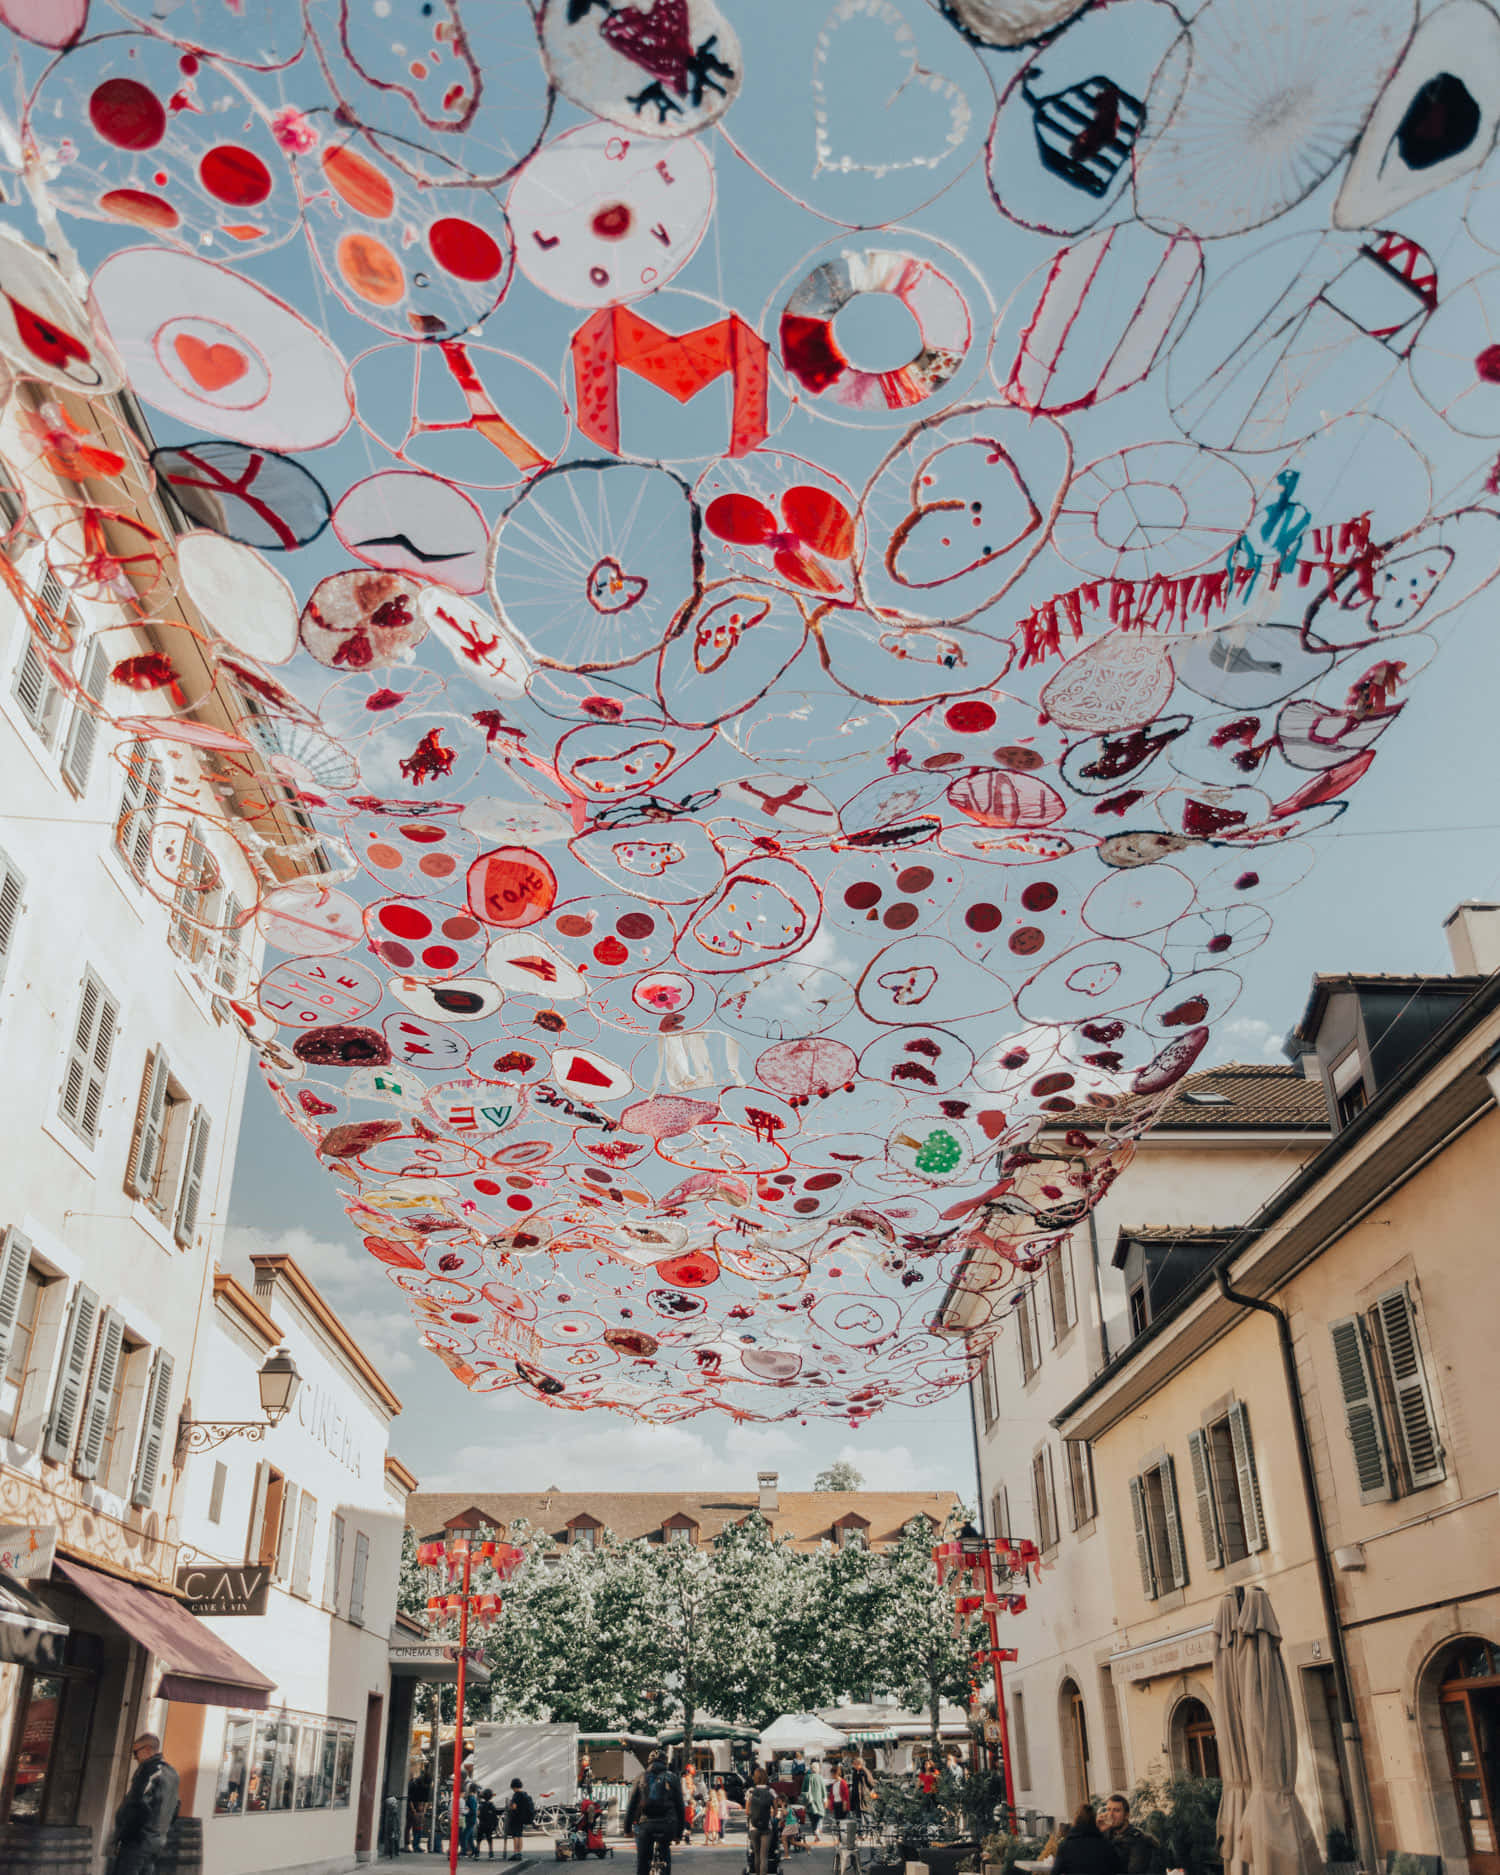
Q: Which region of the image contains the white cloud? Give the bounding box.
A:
[424,1419,717,1493]
[1210,1016,1286,1064]
[221,1223,415,1376]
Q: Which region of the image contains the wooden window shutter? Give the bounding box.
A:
[13,633,61,746]
[1228,1401,1268,1550]
[118,744,163,879]
[1129,1474,1157,1599]
[247,1463,273,1567]
[1373,1286,1446,1489]
[326,1513,346,1611]
[216,894,245,992]
[174,1107,212,1247]
[60,639,108,794]
[0,1227,34,1374]
[1160,1455,1189,1589]
[350,1530,370,1625]
[0,851,25,997]
[42,1284,99,1463]
[293,1492,318,1598]
[126,1049,171,1202]
[1187,1428,1223,1569]
[1329,1315,1394,1502]
[129,1349,174,1508]
[274,1481,301,1583]
[1044,1444,1058,1548]
[73,1308,125,1481]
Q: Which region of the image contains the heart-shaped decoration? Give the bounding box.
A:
[174,331,249,392]
[812,0,973,180]
[587,556,648,614]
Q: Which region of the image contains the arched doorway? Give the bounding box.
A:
[1436,1640,1500,1875]
[1171,1698,1220,1780]
[1059,1679,1093,1811]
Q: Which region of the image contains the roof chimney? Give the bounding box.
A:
[1443,903,1500,976]
[758,1470,779,1512]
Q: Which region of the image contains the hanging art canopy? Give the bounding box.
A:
[0,0,1494,1426]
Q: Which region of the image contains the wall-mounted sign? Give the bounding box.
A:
[296,1381,363,1478]
[0,1524,57,1582]
[175,1563,271,1617]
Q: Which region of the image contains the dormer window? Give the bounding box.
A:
[833,1513,870,1549]
[1180,1091,1232,1106]
[663,1514,698,1547]
[567,1515,602,1550]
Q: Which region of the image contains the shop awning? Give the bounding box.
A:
[841,1730,898,1743]
[54,1559,276,1709]
[0,1570,67,1671]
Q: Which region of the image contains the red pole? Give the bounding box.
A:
[450,1546,471,1875]
[980,1547,1016,1827]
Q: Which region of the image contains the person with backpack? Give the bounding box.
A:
[504,1778,535,1862]
[746,1766,776,1875]
[478,1790,501,1861]
[625,1750,685,1875]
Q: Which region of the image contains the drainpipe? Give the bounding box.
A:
[1214,1267,1380,1875]
[1086,1209,1110,1367]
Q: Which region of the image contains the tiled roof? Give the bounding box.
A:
[406,1488,961,1553]
[1041,1062,1329,1133]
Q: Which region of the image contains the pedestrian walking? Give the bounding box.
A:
[479,1790,501,1860]
[505,1777,536,1862]
[746,1768,776,1875]
[1053,1807,1117,1875]
[408,1765,433,1852]
[705,1781,724,1843]
[625,1750,685,1875]
[802,1762,828,1842]
[463,1782,479,1859]
[106,1734,179,1875]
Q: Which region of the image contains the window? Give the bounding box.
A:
[174,1107,212,1249]
[1010,1687,1031,1792]
[1188,1402,1268,1568]
[0,845,24,1005]
[978,1344,998,1428]
[0,1230,46,1439]
[664,1517,696,1546]
[990,1484,1011,1543]
[1045,1244,1077,1343]
[12,625,63,748]
[1173,1698,1220,1779]
[1015,1281,1041,1382]
[216,893,248,995]
[208,1461,227,1525]
[73,1309,127,1482]
[1330,1287,1445,1500]
[325,1512,346,1612]
[128,1350,174,1508]
[274,1482,301,1586]
[124,1051,211,1243]
[168,821,221,968]
[570,1522,598,1549]
[115,742,164,883]
[1129,1456,1188,1599]
[349,1530,370,1625]
[1335,1081,1368,1127]
[836,1519,869,1548]
[1128,1285,1149,1338]
[292,1491,318,1599]
[58,969,118,1143]
[1032,1446,1059,1553]
[60,639,108,796]
[1065,1439,1096,1529]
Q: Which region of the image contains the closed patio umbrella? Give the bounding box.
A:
[1235,1586,1320,1875]
[1213,1592,1250,1875]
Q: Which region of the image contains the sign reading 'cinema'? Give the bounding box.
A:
[176,1563,271,1617]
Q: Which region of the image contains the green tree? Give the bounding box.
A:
[869,1515,989,1748]
[814,1459,865,1491]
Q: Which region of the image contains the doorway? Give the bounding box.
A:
[1171,1698,1220,1780]
[1439,1643,1500,1875]
[356,1692,384,1855]
[1060,1679,1093,1811]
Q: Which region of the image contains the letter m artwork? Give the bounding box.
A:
[571,305,769,458]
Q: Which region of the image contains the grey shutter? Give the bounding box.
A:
[1129,1474,1157,1599]
[73,1308,125,1481]
[292,1492,318,1598]
[61,973,116,1141]
[1160,1455,1189,1589]
[1188,1427,1224,1569]
[126,1049,170,1202]
[1227,1401,1268,1551]
[1373,1286,1446,1489]
[60,639,108,794]
[42,1284,99,1463]
[326,1512,346,1611]
[0,852,24,998]
[1044,1445,1058,1549]
[174,1108,211,1247]
[349,1530,370,1624]
[130,1349,174,1507]
[13,635,61,746]
[216,894,244,992]
[118,745,163,879]
[1330,1315,1394,1502]
[0,1227,33,1375]
[275,1481,301,1584]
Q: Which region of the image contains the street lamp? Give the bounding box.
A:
[174,1347,304,1461]
[934,1534,1037,1828]
[418,1534,524,1875]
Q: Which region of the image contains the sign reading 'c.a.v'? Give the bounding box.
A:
[175,1563,271,1617]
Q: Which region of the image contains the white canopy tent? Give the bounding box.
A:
[759,1713,848,1754]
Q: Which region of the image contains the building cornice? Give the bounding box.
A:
[212,1271,283,1349]
[250,1253,403,1419]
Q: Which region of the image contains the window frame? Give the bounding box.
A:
[1046,1243,1077,1344]
[1130,1454,1188,1600]
[1032,1445,1059,1554]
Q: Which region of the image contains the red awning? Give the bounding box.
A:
[54,1559,276,1709]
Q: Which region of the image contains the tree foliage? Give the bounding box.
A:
[814,1459,865,1491]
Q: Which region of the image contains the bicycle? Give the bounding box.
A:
[648,1839,669,1875]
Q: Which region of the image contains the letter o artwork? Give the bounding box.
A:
[466,847,559,929]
